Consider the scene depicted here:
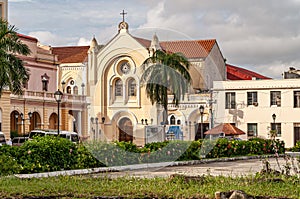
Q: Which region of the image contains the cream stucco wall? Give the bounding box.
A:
[85,25,227,145]
[213,79,300,148]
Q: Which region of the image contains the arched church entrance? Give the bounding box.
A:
[118,117,133,142]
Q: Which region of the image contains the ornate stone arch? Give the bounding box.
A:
[110,111,138,141]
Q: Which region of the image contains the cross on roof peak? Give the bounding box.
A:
[120,10,127,22]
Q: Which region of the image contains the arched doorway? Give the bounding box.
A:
[49,113,58,130]
[29,112,41,131]
[10,111,21,135]
[118,117,133,142]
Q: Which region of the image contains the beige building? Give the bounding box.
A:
[57,20,226,145]
[213,78,300,148]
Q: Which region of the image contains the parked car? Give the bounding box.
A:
[0,132,6,146]
[11,137,29,146]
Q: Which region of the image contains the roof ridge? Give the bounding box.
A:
[52,46,90,48]
[160,39,216,43]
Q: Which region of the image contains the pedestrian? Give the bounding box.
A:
[6,138,12,146]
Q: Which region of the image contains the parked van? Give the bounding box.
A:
[59,131,79,143]
[0,132,6,145]
[29,129,58,139]
[29,129,79,143]
[11,137,29,146]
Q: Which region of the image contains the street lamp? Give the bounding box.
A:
[54,89,63,135]
[272,113,276,124]
[15,112,32,137]
[271,113,277,139]
[199,105,205,139]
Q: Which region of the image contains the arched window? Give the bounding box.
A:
[128,78,136,96]
[73,86,78,95]
[66,86,71,94]
[115,79,123,96]
[170,115,176,125]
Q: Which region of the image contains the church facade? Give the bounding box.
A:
[55,19,226,145]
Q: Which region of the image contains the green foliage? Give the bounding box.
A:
[205,138,285,158]
[10,130,19,139]
[0,153,21,176]
[84,141,140,166]
[17,136,78,173]
[0,137,286,174]
[289,141,300,152]
[0,19,31,96]
[74,144,105,169]
[0,173,299,198]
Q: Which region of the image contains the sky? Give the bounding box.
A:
[8,0,300,79]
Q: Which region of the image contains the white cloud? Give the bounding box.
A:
[9,0,300,79]
[77,37,90,46]
[28,31,75,46]
[9,0,32,2]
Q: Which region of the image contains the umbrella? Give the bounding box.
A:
[204,123,246,136]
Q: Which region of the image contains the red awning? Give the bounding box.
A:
[204,123,246,136]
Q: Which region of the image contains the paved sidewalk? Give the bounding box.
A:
[91,157,288,179]
[15,154,298,179]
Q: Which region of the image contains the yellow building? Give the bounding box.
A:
[54,19,226,145]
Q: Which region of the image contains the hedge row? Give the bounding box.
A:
[0,136,285,175]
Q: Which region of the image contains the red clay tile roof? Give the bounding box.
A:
[227,63,271,80]
[161,39,216,58]
[134,37,216,58]
[52,46,89,63]
[17,33,38,42]
[134,37,151,48]
[204,123,246,136]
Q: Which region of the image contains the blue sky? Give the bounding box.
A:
[8,0,300,79]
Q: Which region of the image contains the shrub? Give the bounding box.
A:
[289,141,300,152]
[75,144,105,169]
[0,153,21,176]
[18,136,78,173]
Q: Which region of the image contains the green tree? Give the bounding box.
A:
[0,19,30,96]
[141,50,191,124]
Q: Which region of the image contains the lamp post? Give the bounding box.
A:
[199,105,205,139]
[15,112,32,138]
[271,113,276,139]
[54,89,63,135]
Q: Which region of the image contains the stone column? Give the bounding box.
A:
[43,104,48,129]
[0,91,11,139]
[61,108,69,131]
[24,106,30,135]
[81,109,88,138]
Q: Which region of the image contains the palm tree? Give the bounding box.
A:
[141,50,191,124]
[0,19,30,96]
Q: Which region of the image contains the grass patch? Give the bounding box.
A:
[0,174,299,198]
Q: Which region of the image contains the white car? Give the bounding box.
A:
[0,132,6,146]
[59,131,79,143]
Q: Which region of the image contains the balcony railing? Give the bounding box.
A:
[167,93,210,109]
[11,90,86,103]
